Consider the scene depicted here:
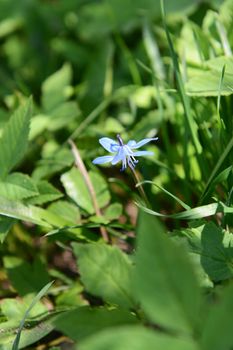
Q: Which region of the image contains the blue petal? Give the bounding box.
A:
[99,137,119,153]
[127,140,137,147]
[111,147,125,165]
[92,155,114,164]
[133,151,154,157]
[127,137,158,149]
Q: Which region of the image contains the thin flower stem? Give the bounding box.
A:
[68,139,109,243]
[130,168,151,209]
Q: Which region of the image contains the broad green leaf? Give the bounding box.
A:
[186,71,233,96]
[78,326,200,350]
[32,148,73,180]
[41,200,82,238]
[4,257,50,296]
[0,196,51,227]
[90,171,110,208]
[1,295,47,321]
[56,283,87,307]
[47,101,80,131]
[47,200,81,225]
[61,168,110,214]
[31,102,80,138]
[54,306,138,341]
[201,283,233,350]
[42,63,72,112]
[104,203,123,220]
[134,212,201,334]
[206,56,233,75]
[0,98,32,179]
[176,222,233,281]
[73,243,135,308]
[0,173,38,201]
[26,180,63,205]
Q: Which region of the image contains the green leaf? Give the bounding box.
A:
[0,98,32,179]
[47,101,80,131]
[47,200,81,225]
[0,196,51,227]
[31,102,80,138]
[54,306,138,341]
[4,257,50,296]
[32,148,73,180]
[55,283,87,307]
[78,326,200,350]
[61,168,110,214]
[72,243,135,308]
[1,295,47,321]
[134,212,201,334]
[41,200,82,238]
[90,171,110,209]
[42,63,72,112]
[0,173,38,201]
[176,222,233,282]
[201,283,233,350]
[186,70,233,96]
[104,203,123,221]
[26,180,63,205]
[0,216,15,243]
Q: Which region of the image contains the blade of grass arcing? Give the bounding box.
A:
[200,136,233,202]
[216,19,232,57]
[137,180,191,210]
[200,165,232,204]
[136,201,233,220]
[143,21,165,81]
[68,139,109,242]
[193,28,205,63]
[115,33,142,86]
[12,281,54,350]
[143,21,175,171]
[217,64,226,119]
[67,98,110,142]
[160,0,206,180]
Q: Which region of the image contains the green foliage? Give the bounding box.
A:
[0,0,233,349]
[77,326,199,350]
[201,284,233,350]
[3,256,50,296]
[61,168,110,214]
[0,98,32,179]
[174,222,233,282]
[134,212,201,334]
[54,307,138,341]
[0,173,38,201]
[73,243,135,308]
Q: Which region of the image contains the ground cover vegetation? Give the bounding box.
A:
[0,0,233,349]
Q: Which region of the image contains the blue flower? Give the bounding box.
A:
[92,134,158,171]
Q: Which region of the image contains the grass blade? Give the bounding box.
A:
[12,281,54,350]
